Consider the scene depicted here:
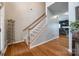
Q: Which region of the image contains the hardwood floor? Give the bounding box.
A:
[56,35,69,48]
[4,35,70,56]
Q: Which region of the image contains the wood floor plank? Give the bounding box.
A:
[30,47,46,56]
[4,35,70,56]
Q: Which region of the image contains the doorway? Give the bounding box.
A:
[47,2,69,48]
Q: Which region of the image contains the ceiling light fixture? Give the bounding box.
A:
[63,12,68,15]
[51,15,59,19]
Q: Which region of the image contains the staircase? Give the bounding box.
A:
[23,13,47,49]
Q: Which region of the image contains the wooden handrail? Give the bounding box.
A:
[29,15,46,30]
[23,13,46,31]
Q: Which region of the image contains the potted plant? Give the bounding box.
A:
[70,20,79,40]
[70,20,79,33]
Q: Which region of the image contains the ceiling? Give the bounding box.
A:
[46,2,55,7]
[48,2,68,15]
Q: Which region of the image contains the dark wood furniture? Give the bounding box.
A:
[72,32,79,56]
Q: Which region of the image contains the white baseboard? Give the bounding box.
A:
[30,36,59,49]
[8,40,25,45]
[1,40,25,56]
[1,45,8,56]
[67,49,72,53]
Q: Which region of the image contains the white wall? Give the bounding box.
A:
[47,9,59,41]
[5,2,45,42]
[58,15,69,21]
[46,2,55,15]
[69,2,79,51]
[0,5,6,52]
